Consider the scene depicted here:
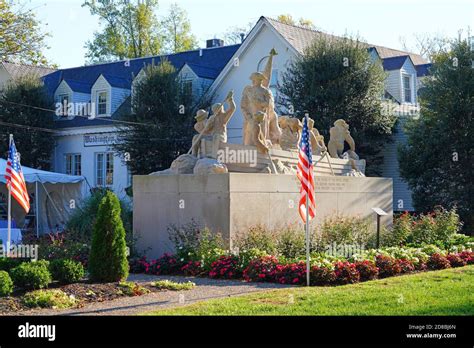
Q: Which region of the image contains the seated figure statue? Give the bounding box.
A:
[328,119,358,159]
[308,118,327,156]
[279,116,302,151]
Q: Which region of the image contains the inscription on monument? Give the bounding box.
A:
[314,177,349,192]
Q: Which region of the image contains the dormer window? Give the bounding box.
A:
[403,75,412,103]
[58,93,70,116]
[97,91,108,116]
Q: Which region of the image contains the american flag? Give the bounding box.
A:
[297,116,315,223]
[5,137,30,213]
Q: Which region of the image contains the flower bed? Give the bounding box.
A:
[129,246,473,287]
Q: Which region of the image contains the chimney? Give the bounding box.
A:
[206,39,224,48]
[240,33,245,43]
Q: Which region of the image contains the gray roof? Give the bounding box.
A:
[264,17,428,65]
[1,61,57,80]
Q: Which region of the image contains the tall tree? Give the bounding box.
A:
[280,36,395,175]
[399,33,452,62]
[83,0,163,63]
[161,3,197,53]
[0,0,50,65]
[220,22,254,45]
[114,60,204,175]
[0,75,54,169]
[399,37,474,231]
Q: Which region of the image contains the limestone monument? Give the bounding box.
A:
[134,48,392,258]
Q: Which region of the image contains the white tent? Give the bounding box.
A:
[0,159,87,236]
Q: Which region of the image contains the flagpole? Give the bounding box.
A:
[305,113,311,287]
[7,134,12,257]
[305,191,310,286]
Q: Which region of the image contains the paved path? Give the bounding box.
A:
[13,274,291,316]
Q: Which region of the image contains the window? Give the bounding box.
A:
[58,94,70,116]
[97,91,108,116]
[65,154,81,176]
[95,153,114,187]
[403,75,412,103]
[182,79,193,97]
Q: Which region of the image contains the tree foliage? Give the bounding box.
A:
[0,75,54,169]
[114,60,206,175]
[83,0,163,62]
[161,3,197,53]
[83,0,196,63]
[398,38,474,231]
[280,36,395,175]
[0,0,50,65]
[277,14,316,29]
[89,191,129,282]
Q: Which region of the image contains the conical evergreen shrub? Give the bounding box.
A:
[88,191,129,282]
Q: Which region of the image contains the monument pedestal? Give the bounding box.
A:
[133,174,393,258]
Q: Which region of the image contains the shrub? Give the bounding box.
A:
[37,233,90,268]
[397,259,415,274]
[0,271,13,296]
[318,215,374,252]
[243,255,279,282]
[310,266,336,286]
[446,254,466,268]
[88,191,129,282]
[149,253,183,275]
[66,188,133,248]
[334,261,360,284]
[22,289,77,309]
[382,212,412,246]
[209,255,241,279]
[237,248,268,271]
[0,257,25,273]
[10,261,52,290]
[427,253,451,270]
[458,251,473,265]
[408,207,461,246]
[275,227,306,259]
[169,222,225,270]
[152,280,196,291]
[118,281,150,296]
[234,226,277,255]
[181,261,203,276]
[355,260,378,281]
[375,255,401,278]
[49,259,85,284]
[275,261,306,285]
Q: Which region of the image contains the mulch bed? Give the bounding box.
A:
[0,281,160,314]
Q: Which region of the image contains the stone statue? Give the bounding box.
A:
[279,116,301,151]
[191,109,211,156]
[308,118,327,156]
[241,49,282,148]
[252,111,270,154]
[328,119,357,159]
[205,90,236,158]
[189,91,236,158]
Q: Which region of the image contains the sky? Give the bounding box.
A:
[29,0,474,68]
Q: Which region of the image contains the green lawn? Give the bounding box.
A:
[143,266,474,316]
